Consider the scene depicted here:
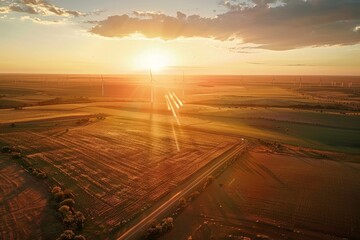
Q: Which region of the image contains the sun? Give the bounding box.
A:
[135,49,173,72]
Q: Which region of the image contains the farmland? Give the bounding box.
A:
[0,101,240,239]
[164,141,360,240]
[0,74,359,240]
[0,154,61,239]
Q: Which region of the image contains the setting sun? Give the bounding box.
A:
[135,50,174,72]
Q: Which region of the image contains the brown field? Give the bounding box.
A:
[164,142,360,240]
[0,102,239,239]
[0,74,360,240]
[0,155,61,239]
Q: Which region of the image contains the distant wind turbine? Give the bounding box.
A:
[182,70,185,98]
[149,69,154,103]
[101,75,105,97]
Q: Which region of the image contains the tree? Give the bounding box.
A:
[1,146,12,153]
[54,191,64,201]
[56,230,75,240]
[75,211,86,230]
[203,176,214,189]
[60,198,75,208]
[178,197,187,208]
[59,205,70,215]
[161,217,174,232]
[63,212,75,227]
[52,186,62,194]
[188,191,200,202]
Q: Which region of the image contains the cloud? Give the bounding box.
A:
[20,15,65,24]
[0,7,10,13]
[0,0,84,17]
[90,0,360,50]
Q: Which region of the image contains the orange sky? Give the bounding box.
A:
[0,0,359,75]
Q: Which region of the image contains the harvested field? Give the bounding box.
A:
[0,155,61,239]
[164,142,360,240]
[0,75,359,239]
[0,103,239,239]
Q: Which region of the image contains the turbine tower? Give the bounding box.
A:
[182,70,185,98]
[101,75,104,97]
[150,69,154,103]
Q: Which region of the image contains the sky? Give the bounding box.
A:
[0,0,359,75]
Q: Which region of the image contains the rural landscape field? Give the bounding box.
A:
[1,0,360,239]
[0,75,359,239]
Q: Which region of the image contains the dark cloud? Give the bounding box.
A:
[1,0,84,17]
[90,0,360,50]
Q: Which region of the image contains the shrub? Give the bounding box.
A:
[56,230,75,240]
[76,118,90,124]
[178,197,187,208]
[60,198,75,208]
[187,191,200,202]
[74,235,86,240]
[75,211,86,230]
[1,146,12,153]
[52,186,64,200]
[11,152,22,159]
[96,114,106,120]
[38,171,47,179]
[203,176,214,189]
[145,217,174,239]
[52,186,62,194]
[147,224,162,237]
[59,205,70,215]
[63,212,75,227]
[161,217,174,232]
[54,191,64,201]
[31,168,47,179]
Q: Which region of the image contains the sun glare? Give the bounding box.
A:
[136,50,173,72]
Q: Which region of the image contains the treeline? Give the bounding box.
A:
[1,145,87,240]
[38,97,91,106]
[1,146,47,179]
[51,186,86,240]
[144,176,215,239]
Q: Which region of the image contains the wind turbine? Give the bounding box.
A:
[149,69,154,103]
[101,75,105,97]
[182,70,185,98]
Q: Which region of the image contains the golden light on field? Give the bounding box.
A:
[165,91,184,127]
[135,49,174,72]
